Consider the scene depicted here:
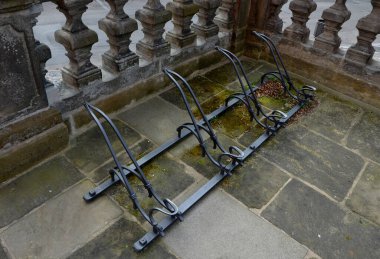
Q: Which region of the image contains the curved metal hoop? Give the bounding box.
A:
[163,68,244,174]
[84,103,181,235]
[252,31,316,102]
[215,46,290,132]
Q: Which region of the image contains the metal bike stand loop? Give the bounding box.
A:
[82,31,316,251]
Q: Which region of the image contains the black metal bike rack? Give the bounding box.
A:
[82,31,316,252]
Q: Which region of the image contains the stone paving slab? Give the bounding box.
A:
[180,132,290,209]
[159,76,226,111]
[347,111,380,164]
[107,155,194,223]
[118,97,189,145]
[260,125,364,201]
[346,162,380,225]
[164,189,308,259]
[203,60,258,85]
[68,217,177,259]
[0,156,84,228]
[300,95,361,142]
[65,120,141,173]
[262,180,380,259]
[88,139,154,183]
[0,245,7,259]
[0,180,123,259]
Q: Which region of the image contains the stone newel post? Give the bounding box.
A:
[283,0,317,43]
[344,0,380,70]
[135,0,172,62]
[99,0,139,72]
[54,0,102,88]
[166,0,199,50]
[313,0,351,53]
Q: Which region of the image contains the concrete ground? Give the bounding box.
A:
[0,58,379,258]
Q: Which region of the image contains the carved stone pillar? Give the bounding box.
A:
[0,1,48,123]
[344,0,380,69]
[283,0,317,43]
[192,0,221,43]
[54,0,102,88]
[214,0,235,32]
[313,0,350,53]
[99,0,138,72]
[166,0,199,49]
[35,41,54,87]
[266,0,288,34]
[135,0,171,62]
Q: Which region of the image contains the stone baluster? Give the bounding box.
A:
[266,0,288,34]
[135,0,172,62]
[214,0,235,33]
[283,0,317,43]
[35,41,54,87]
[313,0,351,53]
[166,0,199,50]
[99,0,138,72]
[192,0,221,44]
[54,0,102,88]
[344,0,380,70]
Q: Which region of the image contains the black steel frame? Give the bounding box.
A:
[82,31,316,252]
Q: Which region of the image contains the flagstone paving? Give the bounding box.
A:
[346,162,380,226]
[0,58,379,258]
[262,180,380,258]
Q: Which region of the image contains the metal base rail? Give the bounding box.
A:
[133,103,302,251]
[83,32,316,251]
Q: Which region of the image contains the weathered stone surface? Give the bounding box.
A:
[181,132,288,208]
[260,125,364,201]
[0,245,7,259]
[214,0,235,32]
[164,190,308,259]
[262,180,380,258]
[67,217,176,258]
[204,60,258,85]
[301,95,361,142]
[0,180,123,259]
[73,74,168,129]
[313,0,351,53]
[192,0,220,42]
[99,0,139,73]
[108,155,194,222]
[344,0,380,70]
[0,108,62,149]
[54,0,102,87]
[89,138,154,183]
[0,123,69,183]
[210,104,260,139]
[135,0,171,62]
[160,76,226,110]
[166,0,199,49]
[198,49,224,69]
[117,97,189,144]
[0,156,83,228]
[347,111,380,164]
[346,162,380,225]
[0,17,47,124]
[65,119,141,173]
[283,0,317,43]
